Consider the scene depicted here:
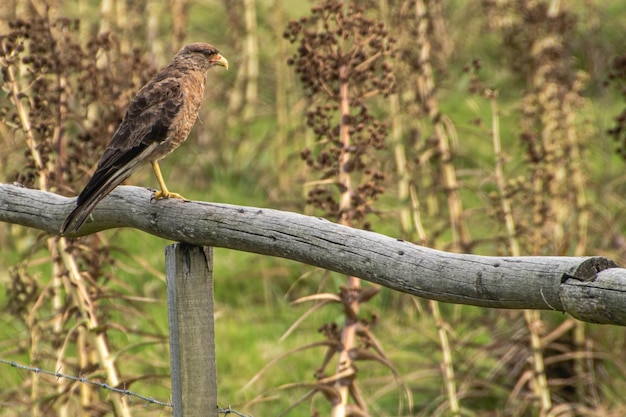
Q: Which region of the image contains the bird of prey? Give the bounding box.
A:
[60,42,228,234]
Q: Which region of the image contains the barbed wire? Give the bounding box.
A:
[0,359,253,416]
[0,358,172,407]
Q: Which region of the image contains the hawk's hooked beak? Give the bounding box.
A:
[212,54,229,70]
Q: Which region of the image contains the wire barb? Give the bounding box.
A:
[218,404,254,417]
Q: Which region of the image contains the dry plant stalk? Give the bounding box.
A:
[222,0,260,167]
[397,1,465,415]
[480,0,594,413]
[284,1,401,415]
[0,13,158,416]
[3,39,130,417]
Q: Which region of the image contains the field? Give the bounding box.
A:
[1,0,626,416]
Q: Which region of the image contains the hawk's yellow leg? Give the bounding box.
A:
[151,161,185,200]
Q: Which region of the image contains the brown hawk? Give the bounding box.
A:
[61,43,228,234]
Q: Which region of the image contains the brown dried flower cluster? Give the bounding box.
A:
[0,18,156,191]
[284,0,395,228]
[607,54,626,157]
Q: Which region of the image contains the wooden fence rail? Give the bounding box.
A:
[1,182,626,326]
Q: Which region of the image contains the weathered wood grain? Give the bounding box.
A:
[1,183,624,325]
[166,244,217,417]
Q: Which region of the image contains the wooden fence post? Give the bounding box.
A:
[166,243,218,417]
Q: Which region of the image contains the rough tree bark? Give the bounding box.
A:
[1,182,625,326]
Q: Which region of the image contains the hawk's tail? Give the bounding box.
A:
[60,168,134,235]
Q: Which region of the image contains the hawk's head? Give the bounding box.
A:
[174,42,229,72]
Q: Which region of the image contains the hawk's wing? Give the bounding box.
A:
[78,76,184,204]
[61,75,184,233]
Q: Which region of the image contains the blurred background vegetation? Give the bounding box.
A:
[1,0,626,416]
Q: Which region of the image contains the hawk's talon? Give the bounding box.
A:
[153,190,186,200]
